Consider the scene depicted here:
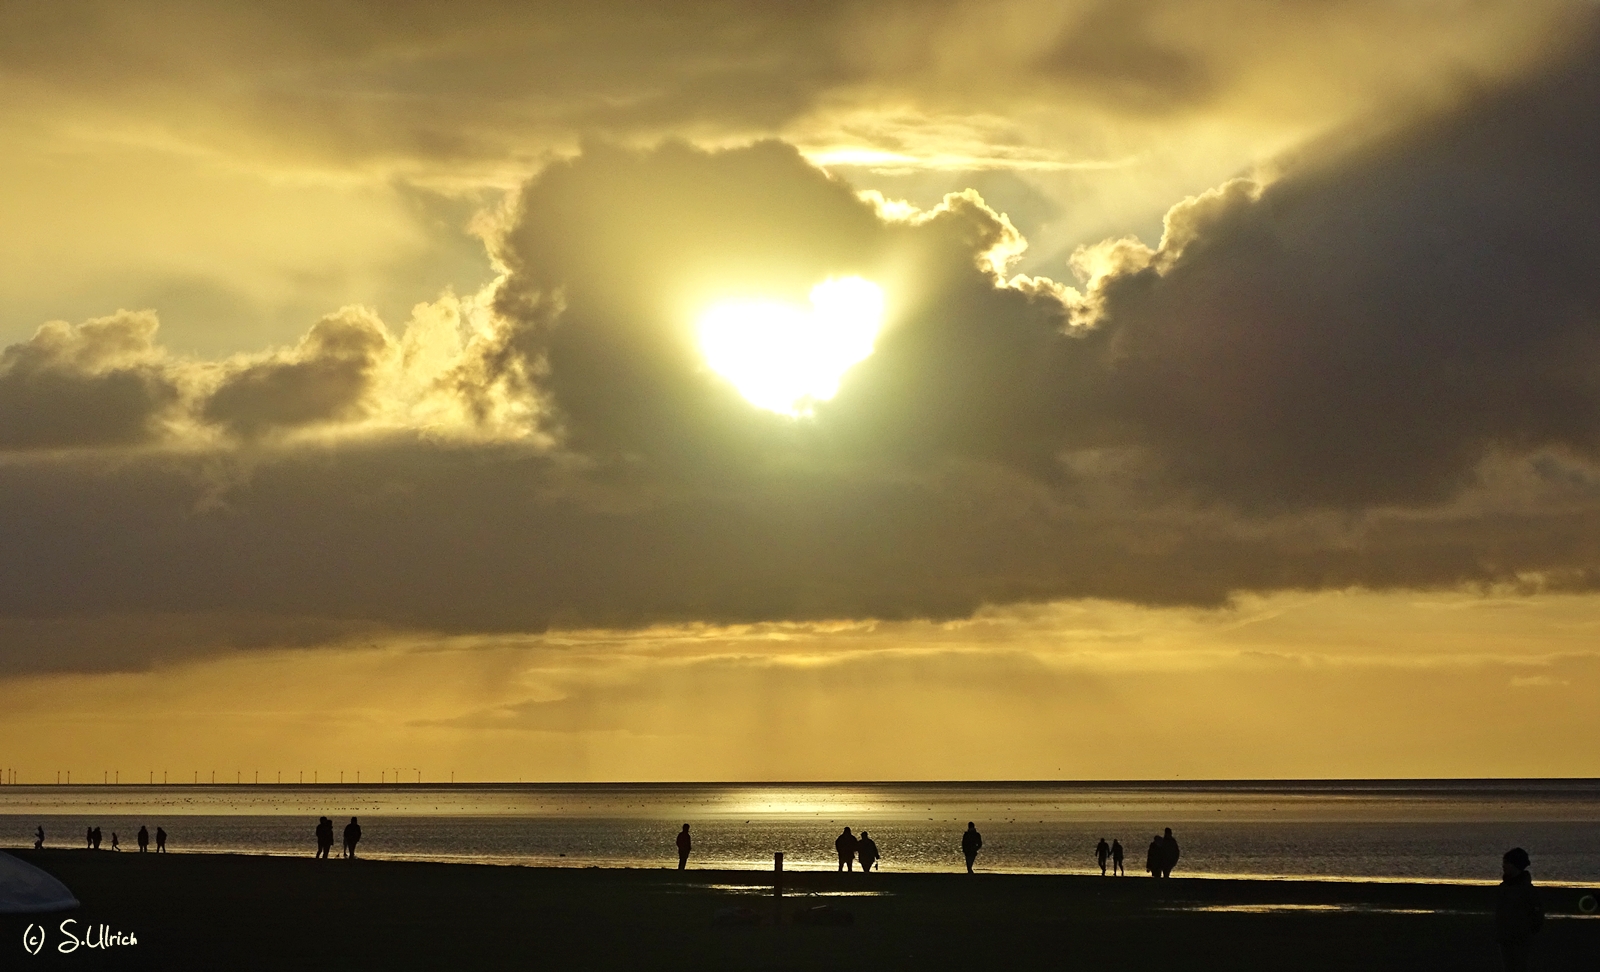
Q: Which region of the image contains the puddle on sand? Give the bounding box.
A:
[1173,903,1600,918]
[1171,904,1466,916]
[706,884,888,898]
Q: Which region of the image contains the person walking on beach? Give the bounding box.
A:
[111,832,120,851]
[1096,838,1111,876]
[1495,847,1544,971]
[34,826,45,850]
[1111,839,1125,876]
[1146,835,1162,877]
[961,822,983,874]
[343,817,362,859]
[92,826,102,850]
[1159,828,1180,878]
[86,826,94,850]
[155,826,167,853]
[315,816,333,859]
[858,831,880,872]
[676,824,692,870]
[137,825,149,853]
[836,827,859,872]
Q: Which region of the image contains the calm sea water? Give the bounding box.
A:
[4,781,1598,885]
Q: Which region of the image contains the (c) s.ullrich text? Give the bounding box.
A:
[22,919,138,956]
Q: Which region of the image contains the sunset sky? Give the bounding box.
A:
[3,0,1599,783]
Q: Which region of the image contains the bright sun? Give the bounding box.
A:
[697,276,884,417]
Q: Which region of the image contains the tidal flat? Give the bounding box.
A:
[5,849,1599,971]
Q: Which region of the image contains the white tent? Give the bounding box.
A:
[0,852,78,914]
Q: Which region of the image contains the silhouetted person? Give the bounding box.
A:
[1159,828,1180,878]
[836,827,858,872]
[1112,839,1125,876]
[343,817,361,859]
[961,822,982,873]
[111,832,120,851]
[92,826,102,850]
[1496,847,1544,971]
[676,824,692,870]
[155,826,167,853]
[86,826,94,850]
[1146,836,1161,877]
[35,826,45,850]
[1096,837,1111,876]
[315,816,333,859]
[137,825,149,853]
[858,831,880,872]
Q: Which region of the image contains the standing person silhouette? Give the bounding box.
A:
[92,827,102,850]
[315,816,333,859]
[34,826,45,850]
[86,827,94,850]
[1159,828,1180,878]
[111,832,120,851]
[835,827,859,872]
[676,824,692,870]
[1111,839,1125,876]
[1496,847,1544,971]
[857,831,880,872]
[1095,838,1111,876]
[961,822,983,873]
[1146,835,1162,877]
[137,825,149,853]
[343,817,361,859]
[155,826,167,853]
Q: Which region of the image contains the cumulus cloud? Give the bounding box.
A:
[0,310,180,449]
[1067,46,1600,507]
[202,307,397,438]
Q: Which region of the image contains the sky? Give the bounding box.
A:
[3,0,1600,783]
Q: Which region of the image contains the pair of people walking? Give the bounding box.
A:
[314,816,361,858]
[1095,837,1125,876]
[134,825,165,852]
[833,827,881,872]
[1146,828,1180,878]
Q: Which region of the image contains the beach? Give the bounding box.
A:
[4,849,1597,971]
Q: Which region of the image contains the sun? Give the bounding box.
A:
[696,277,884,417]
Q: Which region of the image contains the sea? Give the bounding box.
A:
[4,780,1598,886]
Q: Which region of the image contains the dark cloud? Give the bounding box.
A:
[1035,0,1216,114]
[486,138,1092,474]
[202,308,394,437]
[1071,40,1600,507]
[2,443,1600,678]
[0,311,179,450]
[488,138,889,461]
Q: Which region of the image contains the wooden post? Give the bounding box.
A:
[774,852,784,924]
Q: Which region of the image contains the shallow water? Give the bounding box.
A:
[4,780,1598,883]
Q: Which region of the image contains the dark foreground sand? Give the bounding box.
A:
[4,850,1597,971]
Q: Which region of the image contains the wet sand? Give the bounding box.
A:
[4,849,1596,970]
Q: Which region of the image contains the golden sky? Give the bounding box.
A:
[2,0,1599,781]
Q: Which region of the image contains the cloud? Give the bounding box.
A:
[0,0,1581,181]
[2,26,1600,677]
[202,307,396,438]
[0,310,180,449]
[1067,41,1600,507]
